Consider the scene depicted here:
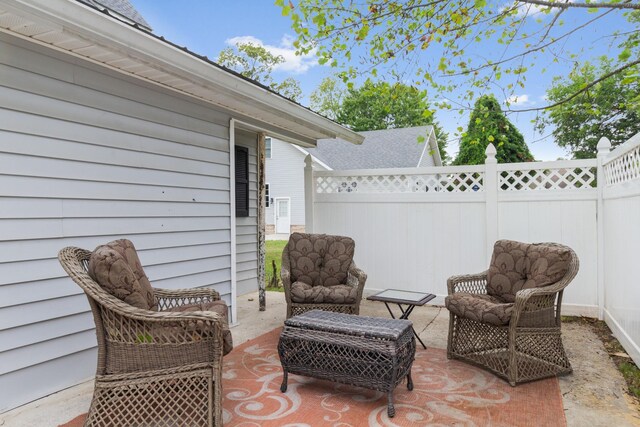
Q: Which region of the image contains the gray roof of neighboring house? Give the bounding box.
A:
[306,126,438,169]
[80,0,152,31]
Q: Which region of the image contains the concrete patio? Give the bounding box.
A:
[1,290,638,427]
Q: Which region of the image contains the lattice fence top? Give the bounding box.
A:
[315,172,484,194]
[498,166,596,191]
[604,144,640,186]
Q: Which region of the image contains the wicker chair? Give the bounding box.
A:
[445,240,579,386]
[58,242,231,426]
[281,233,367,319]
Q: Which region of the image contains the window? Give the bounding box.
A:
[235,146,249,217]
[265,183,270,207]
[265,137,272,159]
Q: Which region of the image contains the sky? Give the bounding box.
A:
[131,0,631,161]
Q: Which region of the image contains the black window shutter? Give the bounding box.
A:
[235,146,249,217]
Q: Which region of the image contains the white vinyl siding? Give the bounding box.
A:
[0,34,234,411]
[264,139,309,229]
[235,129,259,296]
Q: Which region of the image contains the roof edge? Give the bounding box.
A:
[3,0,363,145]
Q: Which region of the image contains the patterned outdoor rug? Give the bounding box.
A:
[61,327,566,427]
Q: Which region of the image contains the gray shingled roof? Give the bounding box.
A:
[80,0,151,31]
[306,126,436,170]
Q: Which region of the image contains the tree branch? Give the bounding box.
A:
[509,58,640,112]
[518,0,640,10]
[444,10,612,77]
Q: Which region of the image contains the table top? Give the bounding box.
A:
[367,289,436,306]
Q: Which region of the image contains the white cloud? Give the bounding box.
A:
[225,35,317,74]
[501,1,549,18]
[505,94,533,106]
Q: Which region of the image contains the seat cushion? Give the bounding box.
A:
[88,239,157,310]
[445,293,514,326]
[290,281,358,304]
[165,300,233,355]
[287,233,355,287]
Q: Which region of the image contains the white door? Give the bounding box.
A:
[275,198,290,234]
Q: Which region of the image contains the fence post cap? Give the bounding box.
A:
[597,137,612,153]
[485,143,497,159]
[304,154,313,166]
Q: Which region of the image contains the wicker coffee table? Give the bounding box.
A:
[277,310,416,417]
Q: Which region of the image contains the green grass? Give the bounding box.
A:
[265,240,287,292]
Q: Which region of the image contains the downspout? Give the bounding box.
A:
[229,118,238,325]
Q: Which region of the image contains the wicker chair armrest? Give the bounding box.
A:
[110,301,224,327]
[347,261,367,302]
[102,300,225,344]
[153,287,220,310]
[447,271,488,295]
[513,287,560,311]
[347,262,367,286]
[281,264,292,302]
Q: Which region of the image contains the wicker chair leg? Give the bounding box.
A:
[387,392,395,418]
[446,313,455,359]
[280,370,288,392]
[407,372,414,391]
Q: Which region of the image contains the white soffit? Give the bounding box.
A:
[0,0,364,146]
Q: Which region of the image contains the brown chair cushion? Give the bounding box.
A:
[486,240,528,302]
[487,240,571,302]
[445,293,514,326]
[166,300,233,355]
[88,239,156,310]
[525,243,571,289]
[287,233,355,287]
[290,281,358,304]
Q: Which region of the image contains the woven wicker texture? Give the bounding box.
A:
[281,233,367,319]
[58,246,228,426]
[445,241,579,386]
[278,310,415,417]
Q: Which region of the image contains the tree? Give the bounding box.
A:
[336,80,451,163]
[218,42,302,101]
[454,95,534,165]
[537,58,640,159]
[277,1,640,114]
[309,76,346,120]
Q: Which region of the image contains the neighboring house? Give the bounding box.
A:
[265,126,441,234]
[0,0,361,412]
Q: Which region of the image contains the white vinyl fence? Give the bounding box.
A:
[601,133,640,365]
[305,133,640,365]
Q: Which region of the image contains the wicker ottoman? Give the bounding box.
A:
[278,310,416,417]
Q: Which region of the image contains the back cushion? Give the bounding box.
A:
[88,239,157,310]
[523,243,572,290]
[318,234,355,287]
[287,233,354,287]
[487,240,572,302]
[486,240,529,302]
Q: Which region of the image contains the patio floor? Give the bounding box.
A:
[1,291,638,427]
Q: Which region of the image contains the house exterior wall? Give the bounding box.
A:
[0,34,238,411]
[235,129,259,296]
[264,139,307,232]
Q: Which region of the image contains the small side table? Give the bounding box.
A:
[367,289,436,350]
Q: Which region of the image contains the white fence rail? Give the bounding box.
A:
[305,133,640,366]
